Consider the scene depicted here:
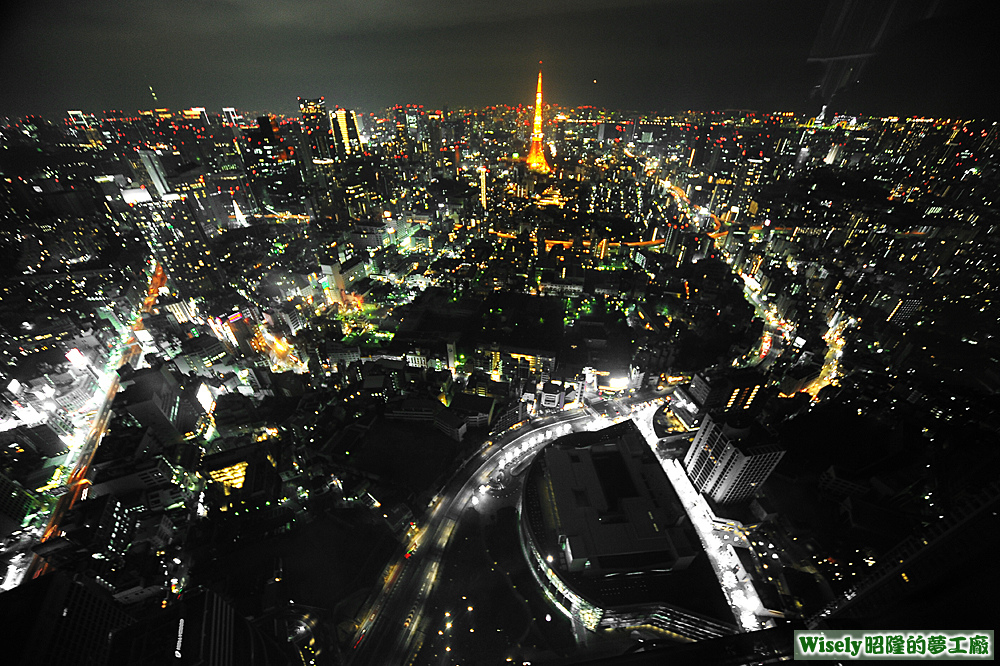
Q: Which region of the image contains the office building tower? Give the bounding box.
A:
[67,110,94,129]
[0,472,40,537]
[167,168,223,238]
[244,116,307,213]
[885,295,922,325]
[202,123,245,174]
[178,107,210,125]
[298,96,331,160]
[7,421,69,457]
[331,108,362,160]
[107,587,287,665]
[66,110,99,142]
[32,494,139,572]
[138,150,171,198]
[221,107,240,127]
[688,369,766,414]
[0,571,134,666]
[127,198,218,296]
[683,413,784,505]
[113,364,186,442]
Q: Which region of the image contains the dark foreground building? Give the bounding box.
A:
[0,571,134,666]
[107,587,290,665]
[519,420,737,641]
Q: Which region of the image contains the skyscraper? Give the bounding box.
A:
[526,69,551,174]
[138,150,171,198]
[0,571,134,666]
[244,116,308,213]
[221,107,241,127]
[107,588,284,665]
[683,413,784,505]
[688,369,766,414]
[331,108,362,160]
[298,96,331,160]
[127,198,218,297]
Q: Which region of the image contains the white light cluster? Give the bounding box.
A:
[631,403,770,633]
[496,423,572,471]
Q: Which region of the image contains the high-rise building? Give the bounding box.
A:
[298,96,331,160]
[885,294,922,325]
[66,110,95,129]
[7,421,69,457]
[167,169,223,238]
[107,588,286,665]
[32,494,139,572]
[526,69,551,174]
[688,369,766,414]
[138,150,171,198]
[179,107,210,125]
[331,108,362,160]
[0,471,40,537]
[126,198,218,296]
[221,107,240,127]
[113,364,186,441]
[243,115,308,213]
[683,412,784,505]
[0,571,134,666]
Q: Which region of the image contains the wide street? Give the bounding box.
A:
[22,366,126,580]
[348,389,783,664]
[19,263,163,582]
[347,407,595,665]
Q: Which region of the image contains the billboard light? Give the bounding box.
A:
[608,377,629,391]
[66,348,89,369]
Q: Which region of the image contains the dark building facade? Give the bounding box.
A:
[0,571,134,666]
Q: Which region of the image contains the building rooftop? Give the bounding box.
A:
[450,391,495,415]
[538,421,694,575]
[521,420,733,621]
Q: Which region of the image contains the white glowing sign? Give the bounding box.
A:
[175,618,185,658]
[196,384,215,413]
[121,187,152,204]
[65,348,88,369]
[607,376,629,391]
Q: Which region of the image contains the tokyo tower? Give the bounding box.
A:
[526,68,551,174]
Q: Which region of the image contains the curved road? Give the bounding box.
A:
[347,408,598,665]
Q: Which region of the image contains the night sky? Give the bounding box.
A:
[0,0,996,118]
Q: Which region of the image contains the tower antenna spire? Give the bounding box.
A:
[526,65,551,174]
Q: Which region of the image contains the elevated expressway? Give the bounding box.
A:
[349,397,774,664]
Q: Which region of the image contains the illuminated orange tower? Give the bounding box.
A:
[526,67,551,174]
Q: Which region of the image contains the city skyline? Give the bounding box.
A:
[2,6,999,665]
[2,0,999,119]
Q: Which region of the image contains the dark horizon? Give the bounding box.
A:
[2,0,998,120]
